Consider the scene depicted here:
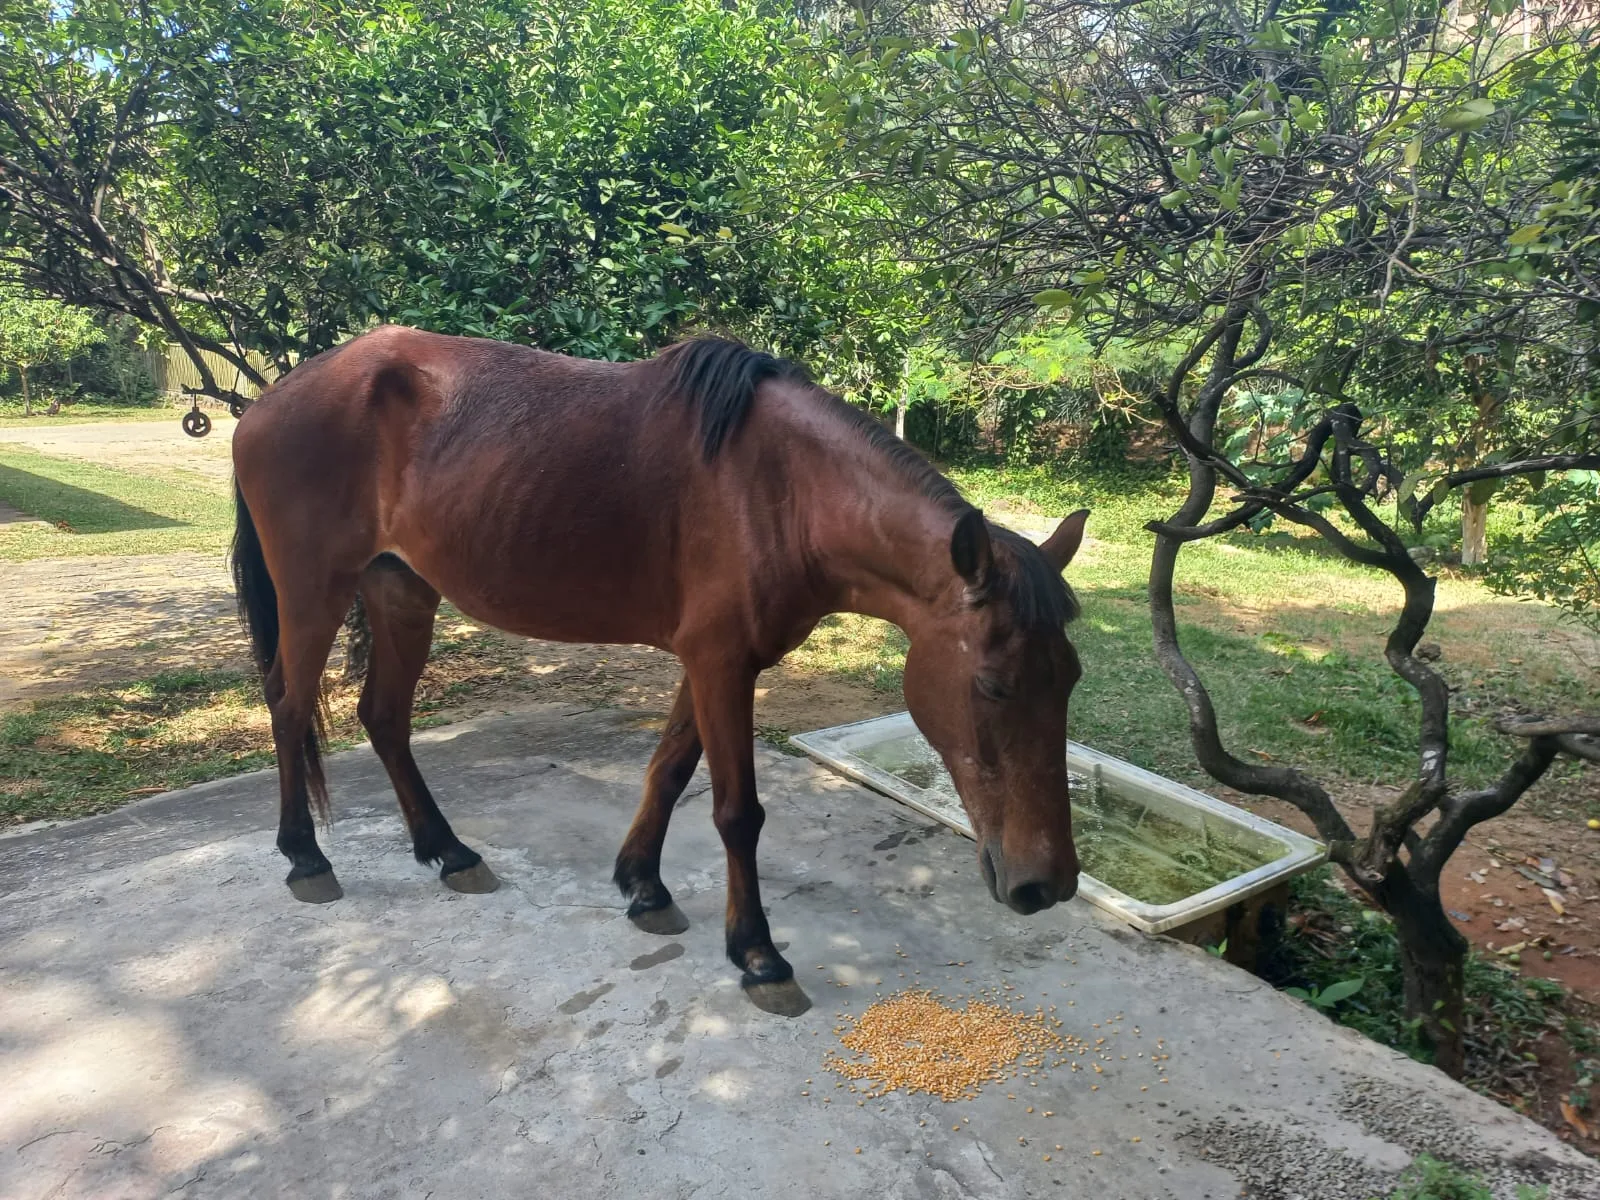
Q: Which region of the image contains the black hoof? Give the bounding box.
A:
[287,869,343,904]
[442,861,501,894]
[624,876,688,934]
[629,900,690,935]
[734,943,794,986]
[742,978,812,1017]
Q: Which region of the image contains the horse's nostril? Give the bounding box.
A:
[1008,880,1057,915]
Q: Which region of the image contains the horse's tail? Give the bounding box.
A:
[232,481,330,823]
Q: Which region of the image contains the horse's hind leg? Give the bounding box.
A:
[269,582,356,904]
[613,675,701,934]
[357,557,498,893]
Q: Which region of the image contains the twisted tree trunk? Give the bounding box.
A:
[1373,867,1468,1076]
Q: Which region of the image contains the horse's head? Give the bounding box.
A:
[903,508,1088,915]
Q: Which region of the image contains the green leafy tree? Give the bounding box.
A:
[817,0,1600,1074]
[0,0,903,398]
[0,282,103,414]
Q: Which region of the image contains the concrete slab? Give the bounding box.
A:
[0,706,1592,1200]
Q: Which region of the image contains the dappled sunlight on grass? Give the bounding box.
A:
[784,613,908,693]
[0,626,520,825]
[0,669,339,825]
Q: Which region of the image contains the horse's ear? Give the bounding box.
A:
[950,508,994,588]
[1040,508,1089,571]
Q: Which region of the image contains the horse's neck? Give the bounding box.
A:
[803,455,956,635]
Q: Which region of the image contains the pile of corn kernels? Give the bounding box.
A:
[822,988,1078,1101]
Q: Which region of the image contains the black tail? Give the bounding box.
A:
[232,482,330,823]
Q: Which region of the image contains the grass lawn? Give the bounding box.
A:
[0,443,232,560]
[0,401,176,425]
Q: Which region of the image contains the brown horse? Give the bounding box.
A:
[231,326,1088,996]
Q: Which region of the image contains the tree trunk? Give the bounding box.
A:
[1376,870,1468,1077]
[342,595,371,684]
[1461,493,1488,566]
[895,395,908,440]
[19,366,31,417]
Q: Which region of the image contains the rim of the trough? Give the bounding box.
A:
[791,711,1327,936]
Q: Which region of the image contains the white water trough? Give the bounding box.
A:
[791,712,1324,937]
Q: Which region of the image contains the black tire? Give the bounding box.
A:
[182,409,212,438]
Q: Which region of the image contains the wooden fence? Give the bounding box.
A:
[142,345,282,401]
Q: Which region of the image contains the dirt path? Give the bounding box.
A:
[0,552,247,706]
[0,414,237,482]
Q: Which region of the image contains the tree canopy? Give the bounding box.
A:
[0,0,917,398]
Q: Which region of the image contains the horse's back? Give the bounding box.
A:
[233,327,700,646]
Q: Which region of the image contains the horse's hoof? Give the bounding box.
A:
[288,870,343,904]
[629,900,690,936]
[742,978,812,1017]
[442,861,501,894]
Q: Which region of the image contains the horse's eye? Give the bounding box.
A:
[975,675,1009,702]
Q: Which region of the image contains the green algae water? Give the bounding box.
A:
[854,731,1286,907]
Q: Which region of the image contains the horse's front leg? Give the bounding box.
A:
[684,657,795,994]
[613,673,701,934]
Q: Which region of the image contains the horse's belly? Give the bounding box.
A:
[395,533,678,650]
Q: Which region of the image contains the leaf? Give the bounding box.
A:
[1507,224,1546,246]
[1398,471,1427,504]
[1032,289,1074,308]
[1404,135,1423,167]
[1158,189,1191,209]
[657,221,692,238]
[1006,0,1026,22]
[1316,977,1364,1006]
[1430,478,1452,504]
[1440,98,1497,132]
[1468,478,1500,505]
[1560,1099,1591,1139]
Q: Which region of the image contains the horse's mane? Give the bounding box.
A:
[657,336,1078,628]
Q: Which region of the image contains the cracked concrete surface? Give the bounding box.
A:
[0,706,1592,1199]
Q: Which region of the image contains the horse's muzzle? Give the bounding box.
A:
[981,841,1078,914]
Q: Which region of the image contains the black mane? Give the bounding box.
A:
[662,335,1077,628]
[660,336,806,460]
